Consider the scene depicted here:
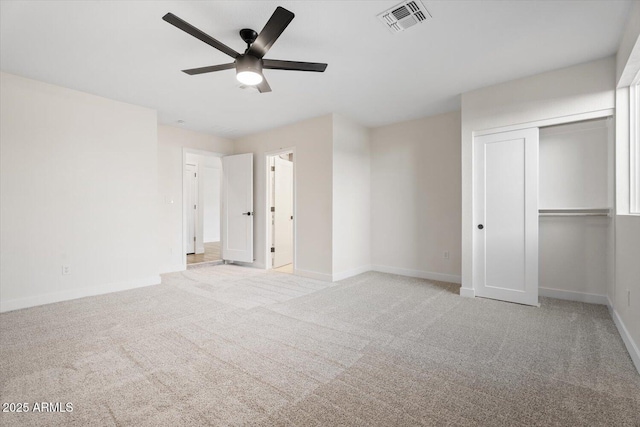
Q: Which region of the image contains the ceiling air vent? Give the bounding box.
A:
[378,0,432,34]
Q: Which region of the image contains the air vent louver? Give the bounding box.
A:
[378,0,431,34]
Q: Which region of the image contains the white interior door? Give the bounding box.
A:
[474,128,539,306]
[185,164,197,254]
[273,157,293,268]
[203,165,221,243]
[222,153,253,263]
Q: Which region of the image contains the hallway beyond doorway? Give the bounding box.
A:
[187,242,221,265]
[273,263,293,274]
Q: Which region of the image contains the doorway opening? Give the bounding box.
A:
[266,149,295,273]
[184,150,223,266]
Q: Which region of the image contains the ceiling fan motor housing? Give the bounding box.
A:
[236,54,262,74]
[239,28,258,46]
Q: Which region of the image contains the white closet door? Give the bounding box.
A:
[474,128,539,306]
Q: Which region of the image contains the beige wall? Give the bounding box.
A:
[0,72,159,311]
[157,125,233,273]
[233,115,334,279]
[371,111,462,283]
[332,114,371,279]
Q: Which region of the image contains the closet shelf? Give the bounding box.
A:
[538,208,611,217]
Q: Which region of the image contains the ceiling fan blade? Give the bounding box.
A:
[247,7,294,58]
[163,13,239,59]
[263,59,327,72]
[182,63,235,75]
[256,78,272,93]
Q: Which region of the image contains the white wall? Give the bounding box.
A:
[613,11,640,372]
[0,72,159,312]
[157,125,233,273]
[233,115,334,279]
[332,114,371,280]
[371,111,462,283]
[461,57,616,295]
[614,216,640,361]
[539,120,610,209]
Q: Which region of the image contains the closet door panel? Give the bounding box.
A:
[485,139,526,290]
[474,128,539,306]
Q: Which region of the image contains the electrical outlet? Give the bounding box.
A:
[443,251,450,260]
[62,266,70,275]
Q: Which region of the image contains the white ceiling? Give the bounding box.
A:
[0,1,631,139]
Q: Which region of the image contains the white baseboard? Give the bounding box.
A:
[294,268,333,282]
[159,264,186,274]
[332,265,372,281]
[187,260,224,269]
[460,287,475,298]
[0,275,161,313]
[371,265,462,285]
[225,261,266,269]
[607,297,640,374]
[539,287,608,305]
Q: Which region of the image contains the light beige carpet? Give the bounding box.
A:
[1,265,639,426]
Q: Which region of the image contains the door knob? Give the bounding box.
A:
[478,224,484,230]
[242,212,252,216]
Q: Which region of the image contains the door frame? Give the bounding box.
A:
[182,148,225,270]
[265,147,296,272]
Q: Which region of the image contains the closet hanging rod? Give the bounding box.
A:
[539,208,610,212]
[538,207,610,211]
[539,212,610,217]
[538,208,611,217]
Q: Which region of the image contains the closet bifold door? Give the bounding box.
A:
[474,128,539,306]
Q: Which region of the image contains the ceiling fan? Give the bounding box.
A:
[163,6,328,93]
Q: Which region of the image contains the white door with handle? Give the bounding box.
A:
[222,153,254,263]
[273,156,293,268]
[474,128,539,306]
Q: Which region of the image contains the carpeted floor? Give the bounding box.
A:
[1,265,639,426]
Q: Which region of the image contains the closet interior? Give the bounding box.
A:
[538,117,614,299]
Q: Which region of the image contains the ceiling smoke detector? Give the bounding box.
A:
[378,0,432,34]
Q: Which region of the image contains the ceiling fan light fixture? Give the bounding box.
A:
[236,55,263,86]
[236,70,263,86]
